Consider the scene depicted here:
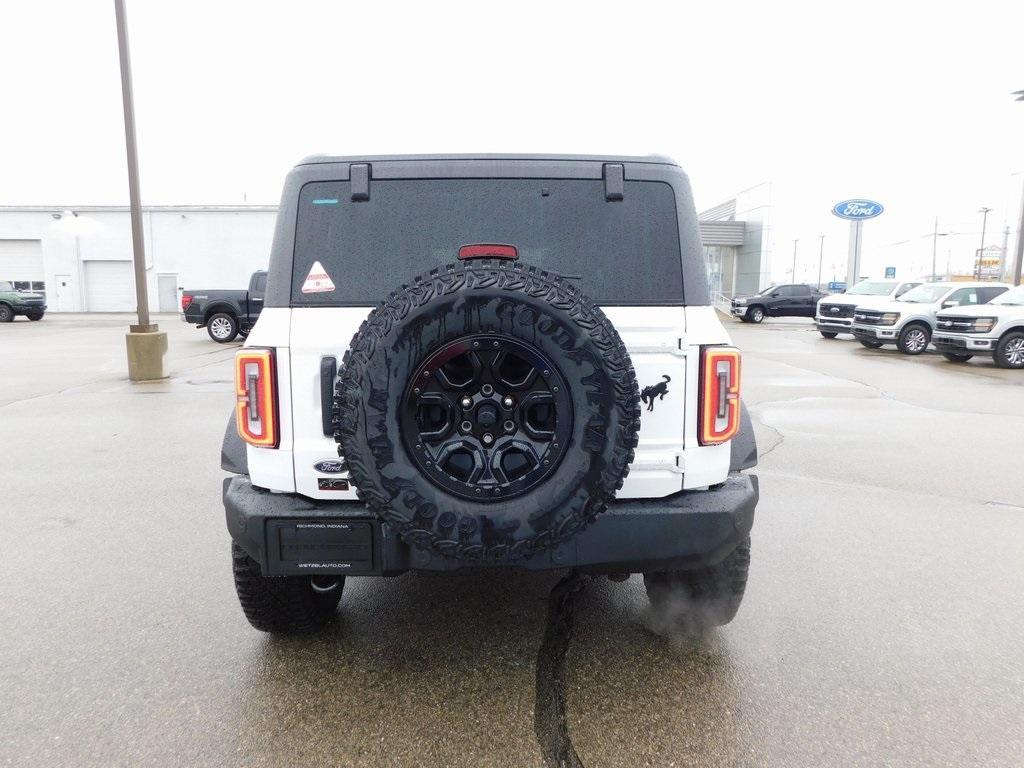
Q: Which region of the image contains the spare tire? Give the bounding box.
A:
[333,260,641,563]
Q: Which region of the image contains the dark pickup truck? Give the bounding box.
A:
[729,283,826,323]
[181,270,266,342]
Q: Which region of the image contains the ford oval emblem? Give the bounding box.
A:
[314,459,346,474]
[832,199,884,220]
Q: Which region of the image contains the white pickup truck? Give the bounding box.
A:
[851,281,1011,355]
[815,279,921,338]
[932,284,1024,368]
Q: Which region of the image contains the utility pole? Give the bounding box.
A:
[115,0,167,380]
[817,235,825,289]
[931,217,939,281]
[976,207,993,280]
[792,239,799,282]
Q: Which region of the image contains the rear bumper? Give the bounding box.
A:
[224,472,758,576]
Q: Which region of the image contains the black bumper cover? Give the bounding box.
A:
[224,473,758,576]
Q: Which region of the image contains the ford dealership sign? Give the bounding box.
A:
[832,199,884,220]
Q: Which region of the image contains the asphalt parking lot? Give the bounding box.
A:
[2,313,1023,767]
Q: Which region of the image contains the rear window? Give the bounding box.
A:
[291,178,683,305]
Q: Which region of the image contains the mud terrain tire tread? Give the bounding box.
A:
[231,544,342,634]
[333,259,641,563]
[643,536,751,632]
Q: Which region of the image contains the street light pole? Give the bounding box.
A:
[931,217,939,281]
[976,207,993,280]
[115,0,167,380]
[792,239,799,282]
[817,235,825,289]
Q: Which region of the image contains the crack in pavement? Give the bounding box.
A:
[535,571,589,768]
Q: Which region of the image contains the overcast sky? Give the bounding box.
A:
[2,0,1023,281]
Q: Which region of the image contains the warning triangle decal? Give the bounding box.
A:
[301,260,336,294]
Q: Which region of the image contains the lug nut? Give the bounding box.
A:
[461,396,472,409]
[502,396,513,408]
[482,433,494,445]
[504,420,515,432]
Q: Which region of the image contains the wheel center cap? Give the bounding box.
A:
[476,403,498,428]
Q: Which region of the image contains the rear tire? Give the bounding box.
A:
[643,537,751,634]
[858,339,883,349]
[819,330,838,339]
[231,544,343,634]
[0,305,13,323]
[942,352,973,363]
[897,324,930,355]
[994,331,1024,369]
[207,312,239,343]
[746,306,765,324]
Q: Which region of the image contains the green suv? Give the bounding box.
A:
[0,281,47,322]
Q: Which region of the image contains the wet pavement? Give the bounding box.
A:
[1,313,1022,767]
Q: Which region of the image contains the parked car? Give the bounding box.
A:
[932,284,1024,368]
[221,154,759,636]
[0,280,46,322]
[181,270,266,342]
[815,279,920,338]
[730,283,826,323]
[851,281,1011,355]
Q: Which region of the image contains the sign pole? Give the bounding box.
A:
[833,199,881,288]
[845,220,862,287]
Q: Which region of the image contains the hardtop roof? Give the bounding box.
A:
[296,153,679,167]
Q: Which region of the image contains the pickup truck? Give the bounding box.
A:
[181,270,267,342]
[933,284,1024,368]
[815,279,920,338]
[729,283,826,323]
[851,281,1011,355]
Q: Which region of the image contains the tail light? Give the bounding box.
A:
[181,294,193,311]
[699,346,741,445]
[235,349,278,448]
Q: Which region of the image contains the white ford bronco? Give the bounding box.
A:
[221,154,759,634]
[815,278,920,338]
[851,281,1011,355]
[932,284,1024,368]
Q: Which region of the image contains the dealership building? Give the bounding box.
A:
[0,190,771,312]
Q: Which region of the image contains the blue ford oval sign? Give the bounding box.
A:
[832,199,884,220]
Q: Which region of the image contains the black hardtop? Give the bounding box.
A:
[264,154,709,308]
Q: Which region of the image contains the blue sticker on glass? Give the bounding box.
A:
[312,198,339,205]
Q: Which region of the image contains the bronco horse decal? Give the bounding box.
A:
[640,375,671,412]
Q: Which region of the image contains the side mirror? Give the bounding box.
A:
[771,292,780,298]
[942,300,959,308]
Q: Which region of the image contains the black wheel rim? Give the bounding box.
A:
[400,334,574,501]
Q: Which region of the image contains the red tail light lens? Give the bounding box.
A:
[699,346,741,445]
[458,243,519,260]
[235,349,278,448]
[181,294,193,310]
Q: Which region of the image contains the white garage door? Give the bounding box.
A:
[0,239,44,284]
[84,261,136,311]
